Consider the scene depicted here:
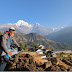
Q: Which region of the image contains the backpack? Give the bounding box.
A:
[0,35,3,48]
[0,34,8,54]
[0,34,8,46]
[0,35,3,55]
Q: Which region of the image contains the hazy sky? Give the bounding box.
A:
[0,0,72,28]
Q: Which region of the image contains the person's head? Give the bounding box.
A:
[9,27,15,36]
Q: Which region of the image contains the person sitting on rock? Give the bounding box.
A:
[1,27,22,58]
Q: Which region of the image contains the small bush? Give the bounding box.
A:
[19,42,25,49]
[63,57,70,61]
[47,57,56,61]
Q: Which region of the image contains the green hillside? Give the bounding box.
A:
[14,33,72,50]
[0,32,72,50]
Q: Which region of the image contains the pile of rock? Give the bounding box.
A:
[4,53,44,71]
[4,52,72,71]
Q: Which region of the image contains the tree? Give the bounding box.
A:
[19,42,25,49]
[24,44,30,52]
[25,44,27,48]
[32,44,35,48]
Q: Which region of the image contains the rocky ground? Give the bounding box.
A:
[4,52,72,71]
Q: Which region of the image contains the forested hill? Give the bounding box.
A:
[0,32,72,50]
[14,33,72,50]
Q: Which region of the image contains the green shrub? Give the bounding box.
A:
[19,42,25,49]
[63,57,70,61]
[47,57,56,61]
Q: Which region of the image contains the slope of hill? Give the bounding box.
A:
[14,33,72,50]
[0,31,72,50]
[44,25,72,45]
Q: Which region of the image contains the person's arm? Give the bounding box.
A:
[12,37,20,47]
[12,37,22,51]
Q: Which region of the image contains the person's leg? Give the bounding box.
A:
[0,48,2,65]
[0,56,7,71]
[0,48,7,71]
[0,50,9,71]
[0,48,19,71]
[0,56,1,65]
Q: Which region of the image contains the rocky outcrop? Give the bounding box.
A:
[4,52,72,71]
[4,52,47,71]
[45,66,61,71]
[62,59,72,66]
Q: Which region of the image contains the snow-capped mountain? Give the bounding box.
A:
[0,20,33,34]
[15,20,33,28]
[31,23,54,36]
[0,20,64,36]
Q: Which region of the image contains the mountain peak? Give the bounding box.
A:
[33,23,40,28]
[17,20,24,23]
[36,23,40,26]
[15,20,33,28]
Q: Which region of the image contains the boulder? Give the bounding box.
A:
[51,58,59,65]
